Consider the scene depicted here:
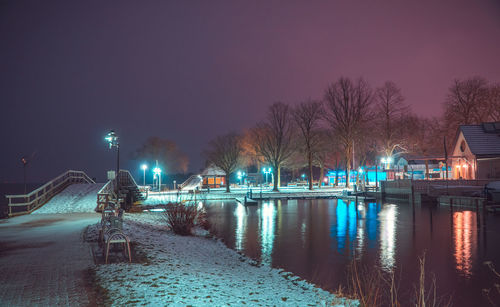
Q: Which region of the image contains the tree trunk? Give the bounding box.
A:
[273,166,280,191]
[308,152,313,190]
[319,165,324,189]
[346,163,351,188]
[225,174,230,193]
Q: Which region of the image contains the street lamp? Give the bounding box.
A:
[141,164,148,186]
[237,171,245,185]
[262,167,272,184]
[153,167,162,191]
[105,130,120,193]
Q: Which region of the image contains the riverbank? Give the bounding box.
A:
[92,212,357,306]
[142,186,348,205]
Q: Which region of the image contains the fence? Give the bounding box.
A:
[6,170,95,217]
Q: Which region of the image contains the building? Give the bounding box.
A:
[201,165,226,188]
[451,122,500,179]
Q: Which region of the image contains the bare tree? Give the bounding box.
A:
[204,133,243,193]
[405,115,444,156]
[488,84,500,122]
[444,77,489,129]
[313,129,340,188]
[293,99,323,190]
[135,137,189,173]
[323,77,373,187]
[374,81,410,157]
[252,102,295,191]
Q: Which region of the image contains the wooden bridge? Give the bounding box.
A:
[6,170,95,217]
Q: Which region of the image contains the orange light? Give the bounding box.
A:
[463,164,468,168]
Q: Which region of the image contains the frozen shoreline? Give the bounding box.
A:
[93,212,357,306]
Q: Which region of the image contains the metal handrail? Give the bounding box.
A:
[6,170,95,216]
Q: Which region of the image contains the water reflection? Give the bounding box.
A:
[453,211,477,278]
[234,203,247,251]
[206,198,499,306]
[379,204,397,272]
[335,200,358,254]
[260,202,276,265]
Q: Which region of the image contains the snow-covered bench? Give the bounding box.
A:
[100,214,131,264]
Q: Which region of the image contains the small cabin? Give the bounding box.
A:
[201,165,226,188]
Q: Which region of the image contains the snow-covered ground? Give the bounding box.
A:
[33,183,104,214]
[93,212,357,306]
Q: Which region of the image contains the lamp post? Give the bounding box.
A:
[262,167,272,185]
[105,130,120,193]
[153,167,162,191]
[237,171,245,185]
[21,157,28,194]
[141,164,148,186]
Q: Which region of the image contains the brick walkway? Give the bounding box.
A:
[0,213,100,306]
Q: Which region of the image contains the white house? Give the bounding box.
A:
[451,122,500,179]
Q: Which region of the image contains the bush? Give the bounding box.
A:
[163,202,198,235]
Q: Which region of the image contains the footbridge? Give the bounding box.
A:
[5,170,95,217]
[180,174,203,191]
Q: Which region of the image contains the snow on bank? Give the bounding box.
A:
[33,183,104,214]
[94,212,356,306]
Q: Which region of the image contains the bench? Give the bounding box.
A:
[99,212,131,264]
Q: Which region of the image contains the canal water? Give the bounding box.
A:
[205,198,500,306]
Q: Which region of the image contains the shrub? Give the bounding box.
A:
[163,202,198,235]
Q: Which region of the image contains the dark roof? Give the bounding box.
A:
[460,123,500,156]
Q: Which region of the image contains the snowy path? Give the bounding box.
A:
[94,213,356,306]
[0,213,101,306]
[33,183,104,214]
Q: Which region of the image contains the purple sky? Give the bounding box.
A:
[1,1,500,183]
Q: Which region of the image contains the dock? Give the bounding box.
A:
[235,197,258,206]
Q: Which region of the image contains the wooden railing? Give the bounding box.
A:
[96,170,139,211]
[6,170,95,217]
[180,174,202,190]
[96,180,116,212]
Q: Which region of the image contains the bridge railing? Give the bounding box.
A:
[180,174,202,190]
[6,170,95,217]
[96,170,139,211]
[96,180,116,212]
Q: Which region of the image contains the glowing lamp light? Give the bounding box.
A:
[141,164,148,171]
[153,167,162,175]
[358,168,364,174]
[462,164,468,168]
[105,130,118,149]
[455,165,460,168]
[324,177,328,182]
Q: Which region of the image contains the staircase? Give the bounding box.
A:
[97,170,146,211]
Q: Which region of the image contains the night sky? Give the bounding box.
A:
[1,1,500,183]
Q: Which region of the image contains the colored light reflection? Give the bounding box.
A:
[234,203,247,251]
[453,211,477,278]
[336,199,358,253]
[379,204,397,272]
[260,202,276,265]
